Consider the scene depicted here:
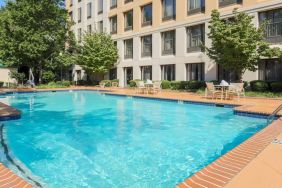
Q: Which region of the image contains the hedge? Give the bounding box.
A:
[161,80,205,90]
[270,82,282,92]
[250,80,269,92]
[129,79,141,87]
[100,80,112,87]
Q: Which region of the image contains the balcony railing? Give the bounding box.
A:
[265,22,282,43]
[219,0,242,7]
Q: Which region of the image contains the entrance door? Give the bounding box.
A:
[124,67,133,86]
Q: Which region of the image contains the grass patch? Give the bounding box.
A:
[245,91,282,98]
[36,81,71,89]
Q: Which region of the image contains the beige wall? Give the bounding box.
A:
[0,68,16,85]
[109,0,273,39]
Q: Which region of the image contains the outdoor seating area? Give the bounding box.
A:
[205,80,245,100]
[135,80,162,94]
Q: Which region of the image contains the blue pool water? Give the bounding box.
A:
[1,91,267,188]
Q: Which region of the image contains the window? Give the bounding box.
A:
[187,0,205,15]
[124,67,133,85]
[162,30,175,55]
[217,64,239,82]
[186,63,205,81]
[141,66,152,80]
[259,8,282,43]
[110,0,117,9]
[124,10,133,31]
[125,0,133,4]
[124,39,133,59]
[78,0,81,2]
[109,68,117,80]
[162,0,176,21]
[77,8,81,23]
[142,4,152,27]
[98,21,103,33]
[87,25,92,33]
[98,0,103,14]
[161,64,175,81]
[187,24,205,52]
[77,28,82,42]
[110,16,117,34]
[259,59,282,81]
[141,35,152,57]
[219,0,242,7]
[87,3,92,19]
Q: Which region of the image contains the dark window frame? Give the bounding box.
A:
[141,3,153,27]
[219,0,242,8]
[124,39,134,59]
[110,0,117,9]
[187,24,205,52]
[161,64,176,81]
[162,0,176,22]
[141,66,153,80]
[162,30,176,55]
[186,63,205,81]
[141,35,152,57]
[110,15,118,34]
[187,0,205,15]
[124,10,133,31]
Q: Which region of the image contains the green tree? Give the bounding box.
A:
[76,32,119,78]
[206,9,282,81]
[9,70,26,85]
[0,0,71,83]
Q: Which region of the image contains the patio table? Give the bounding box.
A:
[144,83,154,94]
[214,85,229,100]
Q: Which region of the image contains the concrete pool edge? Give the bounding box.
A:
[0,89,281,187]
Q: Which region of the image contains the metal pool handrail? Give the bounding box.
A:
[267,104,282,124]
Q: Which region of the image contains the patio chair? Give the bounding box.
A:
[111,82,119,87]
[99,81,105,88]
[226,83,245,100]
[150,81,162,94]
[205,82,223,99]
[136,80,146,94]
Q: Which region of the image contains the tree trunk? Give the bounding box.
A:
[38,61,43,84]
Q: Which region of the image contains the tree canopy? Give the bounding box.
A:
[206,9,282,79]
[0,0,73,83]
[76,32,119,75]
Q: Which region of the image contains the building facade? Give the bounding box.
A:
[66,0,282,87]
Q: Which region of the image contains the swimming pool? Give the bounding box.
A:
[1,91,267,187]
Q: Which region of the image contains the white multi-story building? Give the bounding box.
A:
[66,0,282,87]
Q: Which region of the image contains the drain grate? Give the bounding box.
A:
[272,139,282,145]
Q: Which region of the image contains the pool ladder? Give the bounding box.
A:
[267,104,282,124]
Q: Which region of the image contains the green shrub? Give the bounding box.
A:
[129,79,141,87]
[100,80,111,87]
[77,80,87,86]
[188,80,205,90]
[56,80,71,87]
[161,80,171,89]
[250,80,269,92]
[270,82,282,92]
[209,80,220,85]
[42,71,55,84]
[111,79,119,83]
[179,81,190,90]
[170,81,181,90]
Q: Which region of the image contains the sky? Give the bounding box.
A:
[0,0,5,7]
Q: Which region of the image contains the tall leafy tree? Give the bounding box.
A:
[206,9,282,80]
[0,0,71,83]
[76,32,119,78]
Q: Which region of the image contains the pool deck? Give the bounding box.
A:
[0,87,282,187]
